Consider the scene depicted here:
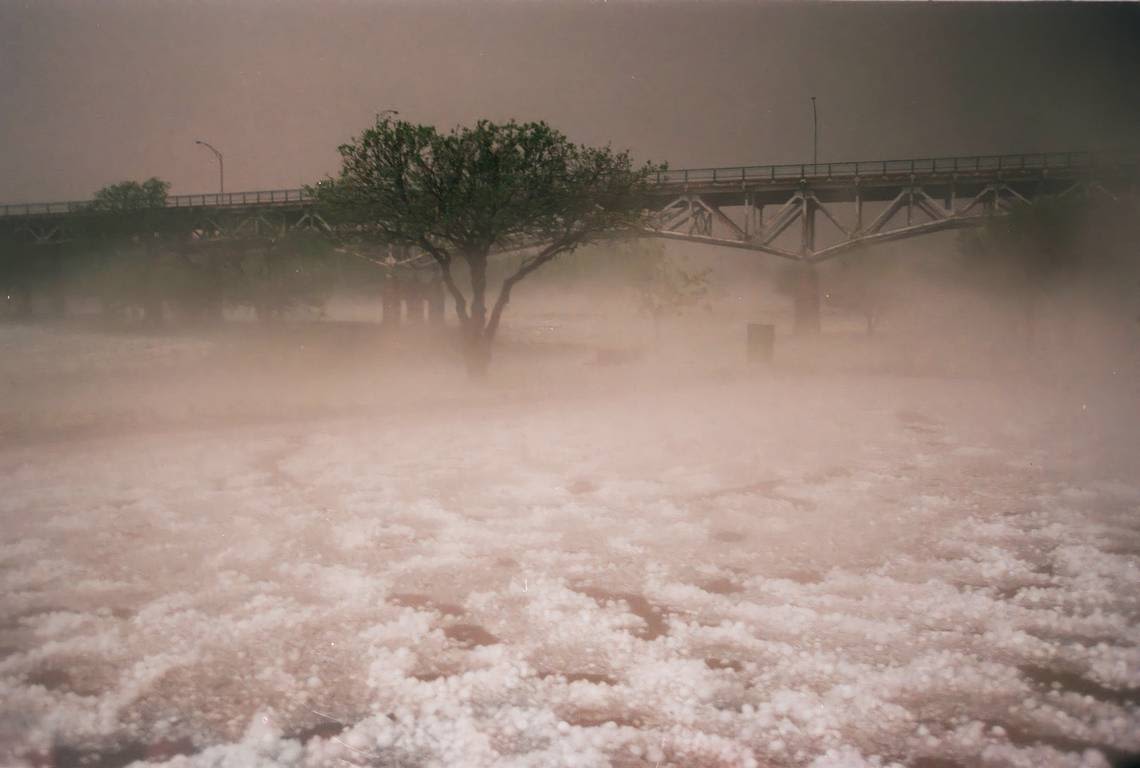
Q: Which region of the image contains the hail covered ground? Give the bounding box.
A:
[1,282,1138,768]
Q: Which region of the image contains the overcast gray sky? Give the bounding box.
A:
[1,0,1138,202]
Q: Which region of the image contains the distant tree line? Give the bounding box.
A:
[0,178,380,325]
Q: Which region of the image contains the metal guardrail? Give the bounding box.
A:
[2,151,1134,218]
[0,188,314,218]
[651,150,1133,186]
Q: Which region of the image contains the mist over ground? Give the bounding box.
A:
[2,233,1139,767]
[2,1,1140,765]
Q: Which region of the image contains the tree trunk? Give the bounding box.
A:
[462,253,491,377]
[462,330,492,377]
[467,253,488,332]
[405,280,425,325]
[427,276,445,327]
[381,274,401,330]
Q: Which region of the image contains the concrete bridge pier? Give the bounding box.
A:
[793,263,821,336]
[794,193,821,335]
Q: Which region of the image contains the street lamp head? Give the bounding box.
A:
[193,140,224,195]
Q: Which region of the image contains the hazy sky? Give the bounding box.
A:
[1,0,1138,202]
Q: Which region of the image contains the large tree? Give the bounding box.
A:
[89,177,170,213]
[313,117,659,375]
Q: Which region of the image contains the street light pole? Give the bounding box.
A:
[810,96,818,167]
[194,139,224,196]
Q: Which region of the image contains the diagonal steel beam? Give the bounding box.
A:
[809,217,983,263]
[1086,182,1119,202]
[999,184,1030,206]
[862,189,909,235]
[914,189,950,220]
[913,196,947,222]
[758,193,804,246]
[811,195,850,237]
[690,196,748,240]
[956,185,996,217]
[645,229,803,260]
[653,197,692,229]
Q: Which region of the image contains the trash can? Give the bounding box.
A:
[747,323,775,364]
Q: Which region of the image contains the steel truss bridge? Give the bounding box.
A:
[648,150,1138,262]
[2,150,1137,260]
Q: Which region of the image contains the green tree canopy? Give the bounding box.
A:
[90,178,170,212]
[313,117,659,374]
[85,177,172,241]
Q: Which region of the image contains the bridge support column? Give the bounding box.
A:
[742,194,763,239]
[793,263,820,336]
[794,195,820,335]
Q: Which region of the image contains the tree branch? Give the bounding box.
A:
[484,234,582,341]
[417,238,469,324]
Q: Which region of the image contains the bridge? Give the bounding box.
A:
[4,150,1137,252]
[3,150,1137,331]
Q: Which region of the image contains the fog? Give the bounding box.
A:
[3,2,1140,200]
[3,1,1140,766]
[2,227,1140,767]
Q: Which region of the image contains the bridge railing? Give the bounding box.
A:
[0,200,91,217]
[2,150,1134,218]
[651,150,1114,185]
[0,188,315,218]
[163,188,314,209]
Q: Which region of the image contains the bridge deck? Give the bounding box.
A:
[2,150,1135,219]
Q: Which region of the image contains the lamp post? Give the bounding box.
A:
[810,96,818,168]
[194,139,224,197]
